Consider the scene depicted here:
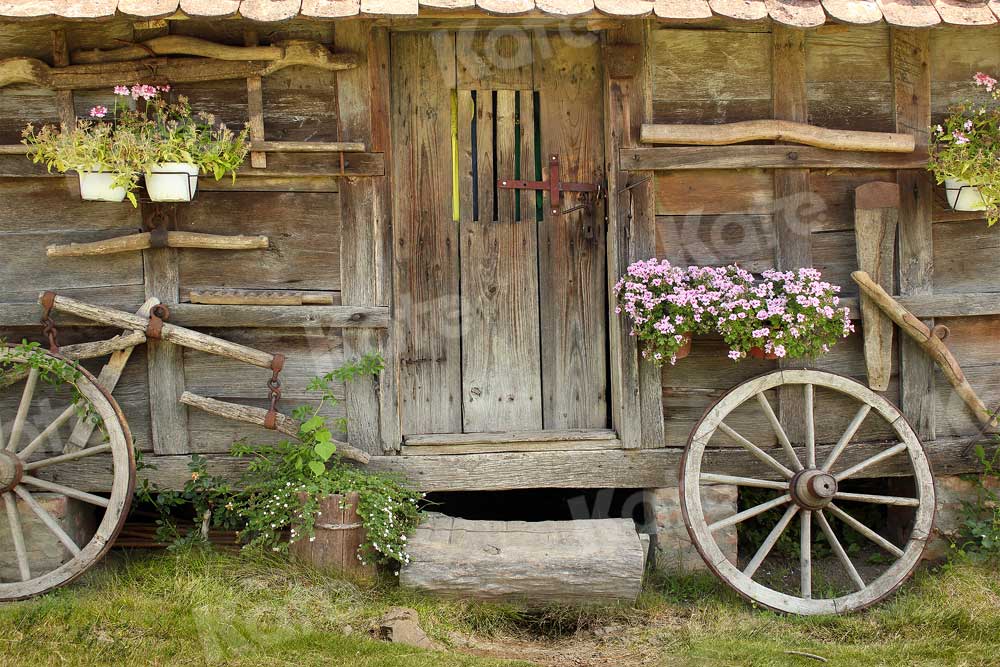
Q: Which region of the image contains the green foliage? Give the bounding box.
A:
[139,353,423,569]
[949,441,1000,561]
[927,72,1000,226]
[22,86,249,206]
[0,339,103,433]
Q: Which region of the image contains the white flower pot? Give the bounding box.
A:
[146,162,199,202]
[77,169,127,203]
[945,178,987,212]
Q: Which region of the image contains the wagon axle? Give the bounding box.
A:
[789,469,837,511]
[0,451,22,494]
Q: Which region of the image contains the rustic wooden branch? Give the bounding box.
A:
[620,146,928,171]
[640,121,916,153]
[41,293,278,370]
[46,232,269,257]
[0,41,357,91]
[0,330,149,391]
[854,182,899,391]
[851,271,998,429]
[70,35,284,64]
[188,289,334,306]
[179,391,371,465]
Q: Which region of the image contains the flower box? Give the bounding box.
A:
[146,162,199,202]
[77,168,127,203]
[944,178,988,212]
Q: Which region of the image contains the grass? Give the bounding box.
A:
[1,549,999,667]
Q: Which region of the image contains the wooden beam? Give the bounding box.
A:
[854,182,899,391]
[43,437,993,493]
[337,22,399,455]
[0,303,389,329]
[620,146,928,171]
[244,29,267,170]
[50,29,75,130]
[773,25,811,445]
[0,152,385,179]
[603,24,664,451]
[46,232,269,257]
[142,204,189,456]
[892,27,936,440]
[640,121,916,153]
[250,141,367,153]
[69,35,286,64]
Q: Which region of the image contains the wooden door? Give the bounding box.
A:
[392,31,608,438]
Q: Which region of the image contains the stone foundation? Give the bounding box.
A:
[0,493,96,580]
[924,474,1000,561]
[646,485,738,572]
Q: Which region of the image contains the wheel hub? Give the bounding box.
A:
[790,468,837,510]
[0,450,22,494]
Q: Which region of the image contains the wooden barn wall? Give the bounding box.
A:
[0,19,346,457]
[650,23,1000,449]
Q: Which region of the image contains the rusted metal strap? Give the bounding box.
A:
[263,352,286,430]
[40,291,60,354]
[146,303,170,340]
[149,226,169,249]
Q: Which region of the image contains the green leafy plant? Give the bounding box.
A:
[928,72,1000,226]
[137,353,422,569]
[22,84,249,206]
[950,441,1000,561]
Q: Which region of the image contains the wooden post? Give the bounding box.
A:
[854,183,899,391]
[245,29,267,170]
[604,23,664,450]
[142,204,190,455]
[51,29,75,130]
[892,28,936,440]
[772,25,812,443]
[337,23,399,454]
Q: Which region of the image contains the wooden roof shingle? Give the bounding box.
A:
[0,0,998,26]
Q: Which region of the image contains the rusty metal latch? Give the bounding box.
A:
[146,304,170,340]
[497,154,602,216]
[263,353,286,430]
[40,291,60,354]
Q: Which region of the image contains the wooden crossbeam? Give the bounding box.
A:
[620,146,928,171]
[640,120,916,153]
[46,231,269,258]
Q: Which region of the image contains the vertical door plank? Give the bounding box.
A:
[476,90,495,223]
[772,25,811,444]
[338,22,398,454]
[460,87,543,432]
[519,91,537,225]
[535,33,608,429]
[391,32,463,435]
[892,28,936,440]
[458,90,476,226]
[604,24,664,449]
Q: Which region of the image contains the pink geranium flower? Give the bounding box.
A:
[89,105,108,118]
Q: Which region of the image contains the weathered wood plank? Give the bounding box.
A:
[621,146,928,170]
[460,87,543,432]
[535,32,608,430]
[655,169,774,216]
[892,28,936,439]
[338,23,399,454]
[773,25,811,445]
[406,428,617,445]
[604,24,664,450]
[391,32,462,435]
[854,182,899,391]
[142,205,189,456]
[640,120,915,152]
[456,30,534,90]
[40,436,992,493]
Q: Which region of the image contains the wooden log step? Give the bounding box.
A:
[400,513,646,604]
[640,120,916,153]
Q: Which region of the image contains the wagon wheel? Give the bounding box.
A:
[680,369,934,615]
[0,348,134,601]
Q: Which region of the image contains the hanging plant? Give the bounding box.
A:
[927,72,1000,225]
[22,84,250,206]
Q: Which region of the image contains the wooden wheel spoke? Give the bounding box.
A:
[816,510,865,591]
[17,404,78,461]
[13,486,81,556]
[701,473,788,491]
[755,393,803,472]
[743,504,798,579]
[3,492,31,581]
[717,422,794,479]
[7,368,39,453]
[826,502,904,558]
[710,494,791,532]
[800,510,812,599]
[23,444,113,472]
[804,384,816,468]
[821,404,872,472]
[833,491,920,507]
[834,442,908,482]
[20,475,110,508]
